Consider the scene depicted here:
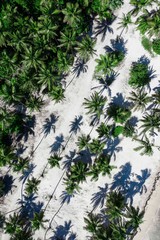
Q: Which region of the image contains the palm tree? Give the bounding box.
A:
[12,157,29,172]
[66,161,89,184]
[130,0,153,16]
[21,47,45,71]
[106,190,126,220]
[140,111,160,135]
[37,67,55,91]
[76,134,91,151]
[152,89,160,108]
[96,122,113,140]
[89,138,106,155]
[133,135,154,156]
[84,213,102,236]
[64,179,81,195]
[88,154,116,181]
[136,9,160,36]
[110,219,127,240]
[0,81,24,105]
[83,92,107,119]
[4,213,33,239]
[56,50,73,74]
[95,54,115,76]
[125,205,144,230]
[123,120,135,138]
[107,102,131,124]
[128,89,151,111]
[118,13,132,36]
[38,16,58,41]
[62,2,82,27]
[4,213,20,235]
[75,35,97,62]
[96,154,116,176]
[58,30,77,52]
[25,95,44,112]
[8,30,28,52]
[49,85,65,102]
[25,177,41,196]
[48,153,62,168]
[0,145,17,167]
[31,211,47,231]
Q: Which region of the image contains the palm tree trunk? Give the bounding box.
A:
[43,202,65,240]
[43,170,66,213]
[119,27,125,38]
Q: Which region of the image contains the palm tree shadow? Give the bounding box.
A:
[0,174,14,196]
[104,137,122,160]
[18,194,43,218]
[16,143,28,156]
[42,114,59,137]
[19,163,36,183]
[94,18,115,41]
[91,183,109,209]
[128,116,139,127]
[92,71,119,98]
[111,92,132,108]
[17,115,36,142]
[104,36,127,54]
[137,55,157,91]
[60,191,75,205]
[50,134,65,153]
[125,168,151,204]
[72,58,88,78]
[50,220,77,240]
[111,162,132,191]
[74,150,92,165]
[63,150,77,170]
[69,115,83,134]
[111,162,151,204]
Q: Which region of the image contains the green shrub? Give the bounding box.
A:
[112,125,124,137]
[128,62,151,87]
[141,36,152,54]
[152,39,160,55]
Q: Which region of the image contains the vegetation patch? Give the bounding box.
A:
[152,38,160,55]
[128,61,151,87]
[107,102,131,124]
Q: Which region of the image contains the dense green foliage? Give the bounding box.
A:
[84,190,144,239]
[136,8,160,36]
[112,125,124,137]
[1,0,160,239]
[128,62,151,87]
[95,51,125,76]
[107,102,131,124]
[152,38,160,55]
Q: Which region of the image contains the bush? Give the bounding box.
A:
[152,39,160,55]
[141,37,152,54]
[128,62,151,87]
[112,125,124,137]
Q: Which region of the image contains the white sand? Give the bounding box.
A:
[1,1,160,240]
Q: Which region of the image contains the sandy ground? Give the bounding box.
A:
[1,1,160,240]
